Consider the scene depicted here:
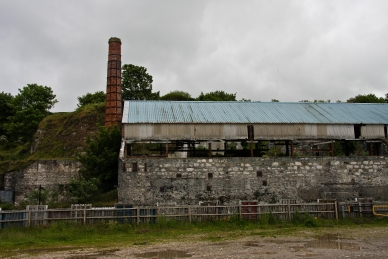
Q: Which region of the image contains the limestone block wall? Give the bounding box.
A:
[118,157,388,206]
[4,160,80,205]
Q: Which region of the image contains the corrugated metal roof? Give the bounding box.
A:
[122,101,388,124]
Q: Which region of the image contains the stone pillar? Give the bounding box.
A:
[105,37,122,127]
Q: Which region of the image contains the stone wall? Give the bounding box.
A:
[118,156,388,206]
[3,160,80,205]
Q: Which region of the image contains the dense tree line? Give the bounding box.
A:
[0,84,57,143]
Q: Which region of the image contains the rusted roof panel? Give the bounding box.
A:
[122,101,388,124]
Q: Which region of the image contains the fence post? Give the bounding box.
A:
[188,207,192,223]
[239,203,242,220]
[137,208,140,225]
[334,201,338,221]
[28,210,31,227]
[287,200,291,220]
[83,207,86,225]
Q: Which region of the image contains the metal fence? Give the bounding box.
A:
[0,201,339,229]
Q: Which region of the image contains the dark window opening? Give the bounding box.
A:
[132,162,138,172]
[262,180,268,186]
[207,185,212,192]
[208,173,213,179]
[354,125,361,139]
[126,144,131,157]
[160,186,166,192]
[256,171,263,177]
[144,163,147,172]
[384,125,387,138]
[176,173,182,178]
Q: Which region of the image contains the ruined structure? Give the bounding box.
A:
[105,37,122,127]
[118,101,388,205]
[4,38,388,206]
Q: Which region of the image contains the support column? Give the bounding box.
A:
[330,141,334,156]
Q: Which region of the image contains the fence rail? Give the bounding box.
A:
[0,202,340,229]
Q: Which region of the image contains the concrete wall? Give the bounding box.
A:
[3,160,80,205]
[118,156,388,206]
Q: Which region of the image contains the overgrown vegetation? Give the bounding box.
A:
[67,124,121,202]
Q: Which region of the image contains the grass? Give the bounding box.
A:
[1,215,388,257]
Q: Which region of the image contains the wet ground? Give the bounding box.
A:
[6,227,388,258]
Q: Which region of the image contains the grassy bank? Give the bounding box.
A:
[1,215,388,257]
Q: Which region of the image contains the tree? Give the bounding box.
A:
[346,94,385,103]
[121,64,160,100]
[0,92,14,137]
[76,125,121,192]
[67,177,100,203]
[160,91,194,101]
[77,91,106,107]
[4,84,57,142]
[196,91,236,101]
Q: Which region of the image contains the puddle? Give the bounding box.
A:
[135,249,192,258]
[302,234,361,251]
[297,253,320,257]
[67,249,120,259]
[16,247,81,256]
[211,242,230,246]
[244,241,264,247]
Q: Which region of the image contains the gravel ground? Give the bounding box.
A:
[7,227,388,259]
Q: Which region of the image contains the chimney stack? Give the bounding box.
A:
[105,37,122,127]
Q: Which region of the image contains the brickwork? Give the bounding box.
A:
[118,156,388,205]
[105,37,122,127]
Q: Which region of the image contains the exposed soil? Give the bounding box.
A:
[7,227,388,259]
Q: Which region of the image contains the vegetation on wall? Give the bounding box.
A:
[74,125,122,193]
[77,91,106,108]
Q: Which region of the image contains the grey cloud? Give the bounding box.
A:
[0,0,387,112]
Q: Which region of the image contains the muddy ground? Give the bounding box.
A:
[7,227,388,259]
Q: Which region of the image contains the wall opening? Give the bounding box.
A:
[132,162,138,172]
[256,171,263,177]
[144,163,147,172]
[262,180,268,186]
[354,125,362,139]
[176,173,182,178]
[208,173,213,179]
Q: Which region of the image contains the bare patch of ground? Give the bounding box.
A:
[9,227,388,259]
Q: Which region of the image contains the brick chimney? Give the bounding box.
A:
[105,37,122,127]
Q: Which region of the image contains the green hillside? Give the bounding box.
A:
[0,103,105,178]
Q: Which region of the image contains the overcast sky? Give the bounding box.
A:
[1,0,387,112]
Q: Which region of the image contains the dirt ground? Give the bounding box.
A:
[8,227,388,259]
